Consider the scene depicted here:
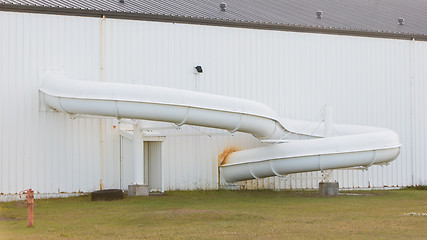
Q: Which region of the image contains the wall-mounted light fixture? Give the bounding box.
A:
[194,66,203,74]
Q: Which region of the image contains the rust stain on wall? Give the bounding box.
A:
[218,147,239,166]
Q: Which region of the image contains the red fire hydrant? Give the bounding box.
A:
[19,189,34,227]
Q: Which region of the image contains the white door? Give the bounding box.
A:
[120,135,134,190]
[144,141,163,192]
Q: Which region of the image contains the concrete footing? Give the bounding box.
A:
[128,184,149,196]
[319,182,339,196]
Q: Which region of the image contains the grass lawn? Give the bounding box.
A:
[0,189,426,239]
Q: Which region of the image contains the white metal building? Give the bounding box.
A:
[1,0,427,200]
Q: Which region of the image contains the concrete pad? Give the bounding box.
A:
[319,182,339,196]
[128,184,149,196]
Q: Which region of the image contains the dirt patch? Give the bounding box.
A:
[404,212,427,216]
[339,193,376,196]
[152,208,264,221]
[0,216,19,222]
[156,209,230,215]
[13,201,28,208]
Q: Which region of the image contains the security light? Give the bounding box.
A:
[195,66,203,74]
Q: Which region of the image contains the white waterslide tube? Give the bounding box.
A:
[40,73,401,183]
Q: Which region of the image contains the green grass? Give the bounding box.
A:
[0,190,426,239]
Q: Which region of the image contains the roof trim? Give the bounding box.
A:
[1,3,426,41]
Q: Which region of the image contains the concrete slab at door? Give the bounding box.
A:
[128,184,149,196]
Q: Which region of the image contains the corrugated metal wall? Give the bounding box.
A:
[0,11,103,194]
[1,11,426,195]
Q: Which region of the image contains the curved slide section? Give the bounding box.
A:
[40,74,286,140]
[40,73,401,183]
